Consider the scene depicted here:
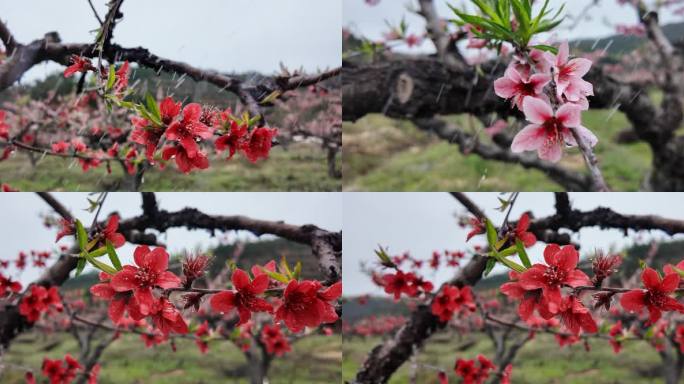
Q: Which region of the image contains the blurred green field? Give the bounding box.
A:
[2,332,341,384]
[342,107,656,191]
[0,142,340,192]
[343,333,665,383]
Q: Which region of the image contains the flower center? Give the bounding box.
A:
[135,268,157,287]
[517,81,536,96]
[645,290,668,309]
[543,266,567,286]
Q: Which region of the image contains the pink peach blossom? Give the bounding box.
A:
[494,66,550,110]
[511,97,597,162]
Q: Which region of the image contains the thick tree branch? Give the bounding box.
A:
[353,193,684,383]
[415,118,593,191]
[0,192,340,348]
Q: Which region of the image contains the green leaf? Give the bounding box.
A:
[495,254,526,273]
[494,235,509,252]
[75,220,88,252]
[261,268,290,284]
[84,253,117,275]
[498,245,518,258]
[375,246,395,268]
[106,64,116,90]
[88,246,108,258]
[106,240,122,271]
[471,0,502,24]
[672,266,684,278]
[485,219,498,250]
[293,261,302,281]
[484,258,497,277]
[145,93,162,123]
[530,44,558,54]
[75,258,86,277]
[280,256,293,279]
[260,90,282,105]
[515,239,532,268]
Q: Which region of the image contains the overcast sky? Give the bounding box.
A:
[1,192,342,284]
[343,0,682,54]
[343,193,684,297]
[0,0,341,82]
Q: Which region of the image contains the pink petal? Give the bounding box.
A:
[494,77,517,99]
[567,58,592,77]
[522,97,553,124]
[529,73,551,94]
[556,103,581,127]
[511,124,545,153]
[557,41,569,66]
[538,141,563,163]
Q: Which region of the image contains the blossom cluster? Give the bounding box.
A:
[260,323,292,356]
[493,42,598,162]
[25,354,99,384]
[19,285,64,323]
[431,285,476,322]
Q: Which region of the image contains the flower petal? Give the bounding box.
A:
[232,269,250,291]
[523,97,553,124]
[511,124,545,153]
[567,58,592,77]
[110,267,138,292]
[494,77,517,99]
[210,291,236,313]
[620,290,645,312]
[556,103,581,128]
[156,271,182,289]
[642,268,661,291]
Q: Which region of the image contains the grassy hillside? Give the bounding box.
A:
[3,332,340,384]
[343,333,663,383]
[0,142,339,192]
[343,106,655,191]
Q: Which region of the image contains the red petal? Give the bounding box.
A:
[556,245,579,271]
[133,246,150,267]
[249,273,269,294]
[108,233,126,248]
[232,269,250,291]
[620,290,645,312]
[543,244,561,266]
[319,281,342,301]
[210,291,236,313]
[144,247,169,273]
[156,271,181,289]
[110,267,138,292]
[518,265,546,290]
[641,268,661,291]
[109,299,125,323]
[565,270,591,287]
[660,273,680,293]
[517,213,530,232]
[90,283,116,299]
